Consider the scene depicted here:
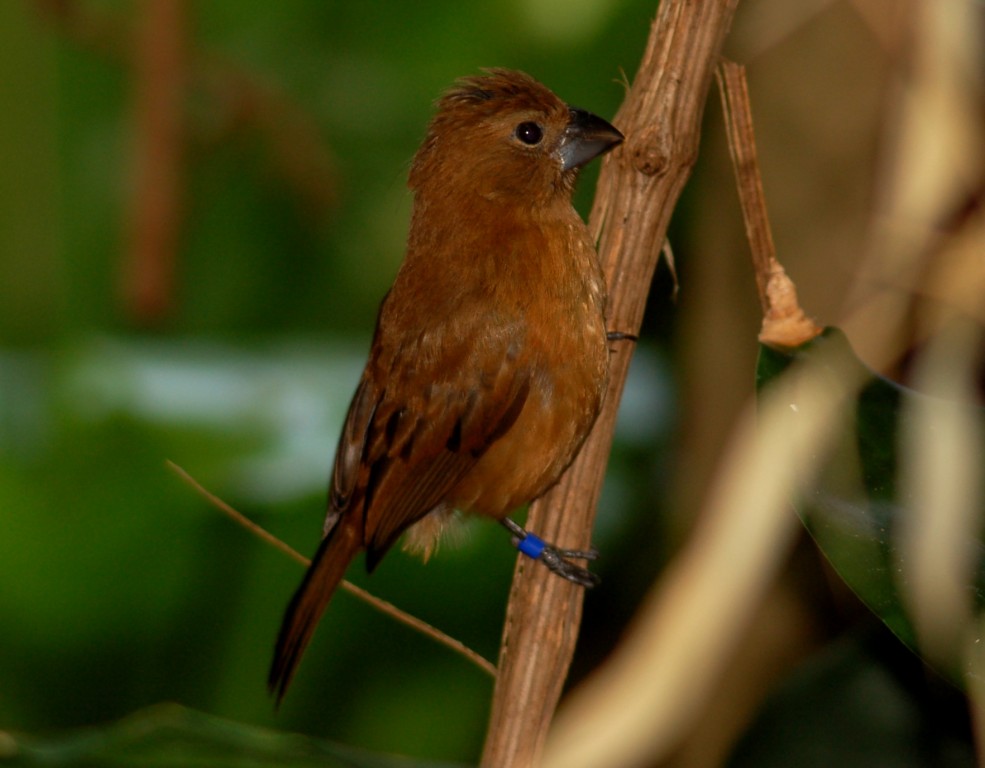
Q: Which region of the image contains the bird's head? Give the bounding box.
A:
[409,69,623,206]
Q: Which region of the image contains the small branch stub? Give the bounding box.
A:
[717,60,822,349]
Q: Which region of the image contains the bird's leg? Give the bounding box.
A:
[501,518,601,588]
[606,330,638,343]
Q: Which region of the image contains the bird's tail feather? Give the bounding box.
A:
[268,518,360,704]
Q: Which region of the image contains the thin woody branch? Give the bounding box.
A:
[34,0,338,322]
[165,460,497,678]
[124,0,187,322]
[480,3,740,767]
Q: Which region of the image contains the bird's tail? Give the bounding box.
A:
[268,516,361,704]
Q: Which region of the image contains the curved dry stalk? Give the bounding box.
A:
[165,460,496,678]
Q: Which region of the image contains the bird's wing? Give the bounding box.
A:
[330,313,532,567]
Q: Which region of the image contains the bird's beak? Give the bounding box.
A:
[558,107,624,172]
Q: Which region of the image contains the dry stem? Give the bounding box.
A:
[479,3,740,766]
[717,61,822,349]
[123,0,187,322]
[166,460,496,678]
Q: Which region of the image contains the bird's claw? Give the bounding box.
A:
[538,546,601,587]
[502,518,601,588]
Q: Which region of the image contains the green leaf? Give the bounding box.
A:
[756,328,985,680]
[0,703,470,767]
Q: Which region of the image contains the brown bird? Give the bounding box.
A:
[268,68,624,703]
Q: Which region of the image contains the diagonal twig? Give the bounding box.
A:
[165,460,496,678]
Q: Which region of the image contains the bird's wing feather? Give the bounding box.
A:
[330,311,532,564]
[330,376,376,516]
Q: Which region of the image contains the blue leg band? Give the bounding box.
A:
[517,533,546,560]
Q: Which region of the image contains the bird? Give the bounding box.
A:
[268,68,624,703]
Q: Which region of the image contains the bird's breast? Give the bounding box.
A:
[450,264,609,518]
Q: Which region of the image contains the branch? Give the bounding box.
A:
[34,0,338,322]
[717,60,821,349]
[479,3,740,767]
[541,53,822,768]
[165,461,496,679]
[123,0,188,322]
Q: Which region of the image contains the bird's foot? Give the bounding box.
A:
[606,330,638,343]
[502,518,600,588]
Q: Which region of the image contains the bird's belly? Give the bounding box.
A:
[449,360,606,518]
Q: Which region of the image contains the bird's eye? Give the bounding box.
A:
[514,121,544,146]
